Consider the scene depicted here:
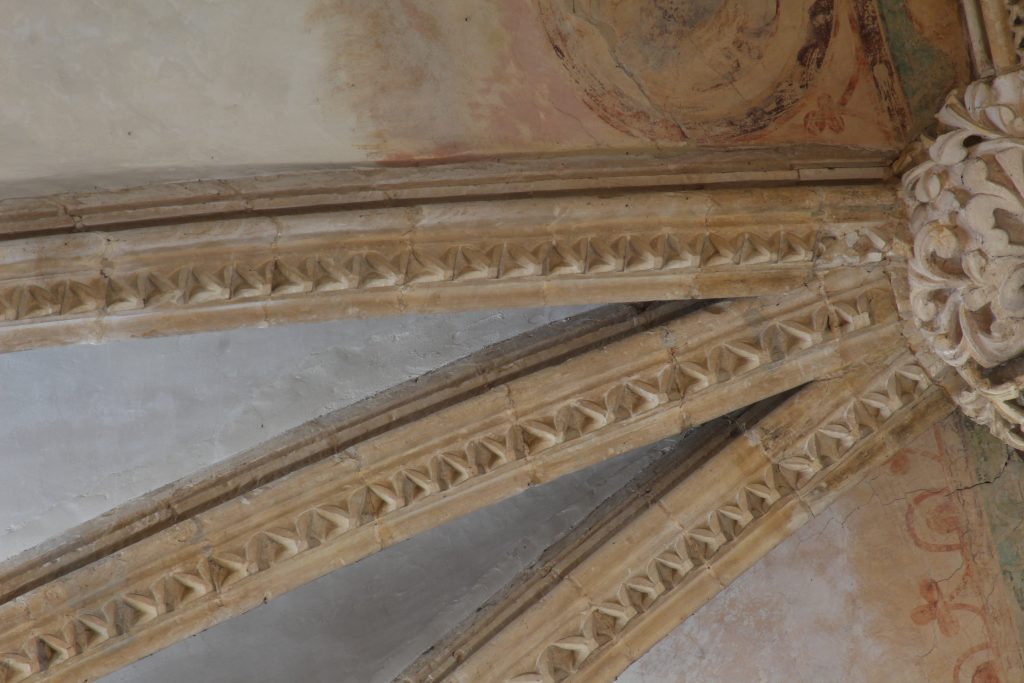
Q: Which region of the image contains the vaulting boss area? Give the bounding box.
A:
[3,1,1024,681]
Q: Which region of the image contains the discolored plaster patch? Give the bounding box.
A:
[875,0,971,135]
[962,417,1024,662]
[304,0,630,161]
[304,0,469,158]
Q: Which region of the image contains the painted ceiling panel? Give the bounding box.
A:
[0,0,969,198]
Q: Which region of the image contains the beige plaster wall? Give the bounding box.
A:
[0,1,360,196]
[0,306,589,563]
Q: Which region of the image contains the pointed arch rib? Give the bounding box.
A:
[0,267,903,682]
[0,157,895,354]
[396,354,954,683]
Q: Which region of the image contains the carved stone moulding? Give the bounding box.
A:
[398,353,953,683]
[0,270,902,683]
[0,183,896,355]
[0,149,896,356]
[958,0,1024,77]
[904,67,1024,448]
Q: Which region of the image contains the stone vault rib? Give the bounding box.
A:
[0,149,892,239]
[0,302,694,607]
[959,0,1022,75]
[0,268,903,682]
[0,176,895,354]
[396,354,954,683]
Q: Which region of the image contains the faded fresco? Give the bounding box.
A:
[0,0,971,195]
[620,416,1024,683]
[307,0,971,160]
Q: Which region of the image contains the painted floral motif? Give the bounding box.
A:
[899,427,1007,683]
[911,578,962,636]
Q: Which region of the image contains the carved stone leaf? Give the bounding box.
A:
[905,68,1024,449]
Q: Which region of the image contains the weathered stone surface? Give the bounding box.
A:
[0,3,1014,683]
[903,67,1024,449]
[398,354,953,683]
[0,271,902,682]
[0,169,897,355]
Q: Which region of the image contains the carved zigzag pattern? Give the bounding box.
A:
[508,464,790,683]
[358,287,892,511]
[0,231,818,324]
[506,362,931,683]
[776,363,932,488]
[0,288,891,683]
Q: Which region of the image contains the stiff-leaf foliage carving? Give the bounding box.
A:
[904,69,1024,449]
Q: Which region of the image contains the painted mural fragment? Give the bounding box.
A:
[535,0,835,142]
[875,0,969,132]
[901,427,1011,682]
[0,0,974,192]
[307,0,970,159]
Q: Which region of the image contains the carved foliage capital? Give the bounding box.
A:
[904,69,1024,448]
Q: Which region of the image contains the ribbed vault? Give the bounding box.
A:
[3,2,1024,681]
[0,133,980,683]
